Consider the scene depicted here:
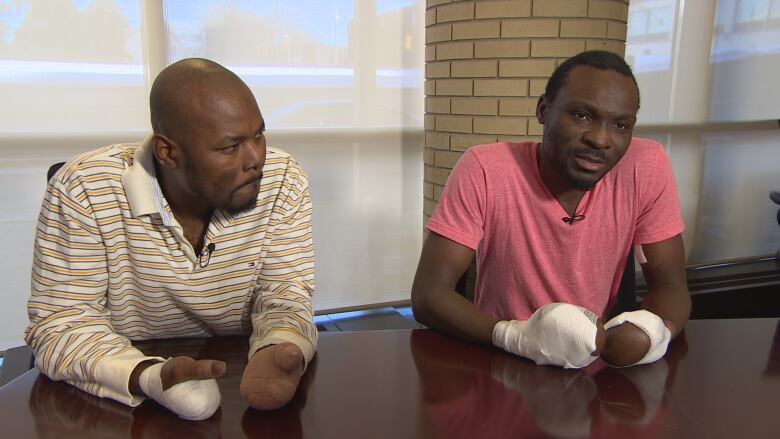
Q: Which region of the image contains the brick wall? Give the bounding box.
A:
[424,0,630,222]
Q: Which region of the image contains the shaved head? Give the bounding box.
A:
[150,58,255,143]
[148,58,266,217]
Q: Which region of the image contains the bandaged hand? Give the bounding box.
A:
[492,303,604,369]
[603,309,671,367]
[139,359,222,421]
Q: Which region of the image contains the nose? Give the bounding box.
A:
[583,123,611,150]
[243,137,266,172]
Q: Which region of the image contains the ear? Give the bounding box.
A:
[151,134,180,169]
[535,95,548,125]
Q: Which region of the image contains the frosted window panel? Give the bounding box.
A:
[0,0,148,132]
[625,0,678,124]
[736,0,770,22]
[0,133,146,350]
[690,131,780,263]
[0,164,47,350]
[709,0,780,121]
[270,131,423,311]
[162,0,424,129]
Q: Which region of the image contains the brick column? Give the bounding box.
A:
[424,0,630,222]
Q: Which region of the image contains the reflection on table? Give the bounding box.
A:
[1,318,779,438]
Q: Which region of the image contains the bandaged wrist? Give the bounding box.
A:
[604,309,671,367]
[138,360,221,420]
[492,303,600,369]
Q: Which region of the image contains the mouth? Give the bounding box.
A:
[573,153,605,172]
[235,174,262,193]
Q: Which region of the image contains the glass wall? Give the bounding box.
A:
[627,0,780,264]
[0,0,424,349]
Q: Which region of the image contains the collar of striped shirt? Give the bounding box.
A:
[121,136,176,227]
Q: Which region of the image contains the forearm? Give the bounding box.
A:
[27,320,160,405]
[640,284,690,337]
[412,285,499,345]
[251,281,318,364]
[637,235,690,338]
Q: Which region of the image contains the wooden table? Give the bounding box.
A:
[1,318,779,438]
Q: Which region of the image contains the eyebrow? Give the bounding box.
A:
[220,121,266,144]
[571,100,636,121]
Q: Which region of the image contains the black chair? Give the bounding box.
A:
[609,247,638,319]
[0,162,63,386]
[47,162,65,182]
[773,191,780,258]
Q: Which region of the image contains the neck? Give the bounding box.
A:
[155,161,213,226]
[537,143,586,216]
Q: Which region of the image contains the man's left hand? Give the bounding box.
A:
[240,342,304,410]
[602,310,672,367]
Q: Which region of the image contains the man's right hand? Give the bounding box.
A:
[492,303,604,369]
[130,356,226,395]
[159,356,226,390]
[130,356,226,421]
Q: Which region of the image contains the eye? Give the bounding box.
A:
[253,131,264,139]
[223,144,239,153]
[616,121,631,130]
[572,111,589,121]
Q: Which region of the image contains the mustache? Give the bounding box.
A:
[231,173,263,195]
[574,149,606,163]
[240,173,263,187]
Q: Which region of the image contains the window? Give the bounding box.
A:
[628,0,780,264]
[0,0,425,350]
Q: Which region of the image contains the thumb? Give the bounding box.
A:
[162,357,226,390]
[196,359,227,379]
[275,344,304,372]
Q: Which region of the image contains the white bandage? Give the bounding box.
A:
[138,360,221,420]
[492,303,600,369]
[604,309,671,366]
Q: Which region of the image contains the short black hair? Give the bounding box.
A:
[544,50,639,104]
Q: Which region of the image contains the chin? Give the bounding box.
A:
[566,173,600,191]
[227,197,258,216]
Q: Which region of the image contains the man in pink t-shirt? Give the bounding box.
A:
[412,51,691,369]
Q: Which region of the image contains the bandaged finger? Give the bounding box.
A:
[139,360,221,420]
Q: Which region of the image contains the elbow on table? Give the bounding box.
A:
[410,286,435,328]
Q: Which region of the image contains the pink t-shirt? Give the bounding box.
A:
[426,139,684,320]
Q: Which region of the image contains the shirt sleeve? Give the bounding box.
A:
[634,143,685,245]
[25,173,162,407]
[250,158,318,366]
[425,149,487,250]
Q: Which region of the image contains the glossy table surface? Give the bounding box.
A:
[1,318,779,438]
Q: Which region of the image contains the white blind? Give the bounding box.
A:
[627,0,780,263]
[0,0,424,349]
[709,0,780,121]
[0,0,148,132]
[162,0,424,129]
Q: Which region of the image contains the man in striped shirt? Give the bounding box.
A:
[25,58,317,419]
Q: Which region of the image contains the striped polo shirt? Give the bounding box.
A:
[25,140,317,406]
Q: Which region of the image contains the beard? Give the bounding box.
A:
[561,149,608,191]
[564,170,599,191]
[184,160,260,216]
